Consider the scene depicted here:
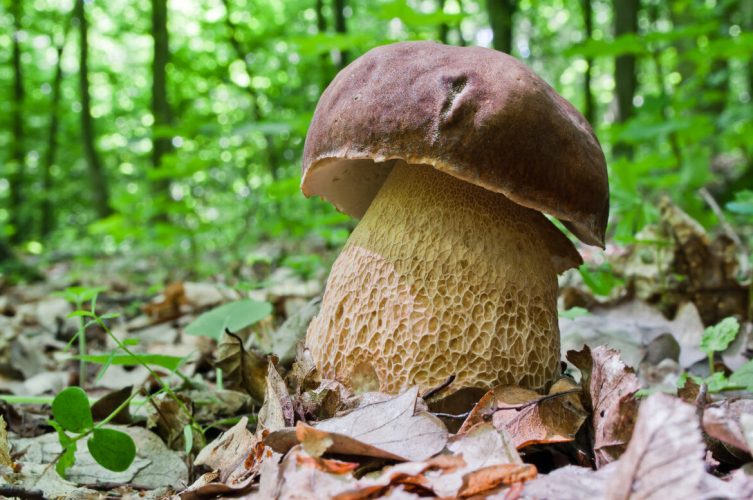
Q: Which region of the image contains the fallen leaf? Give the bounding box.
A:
[295,454,359,474]
[214,330,268,403]
[266,387,447,461]
[13,426,187,495]
[458,463,536,497]
[310,387,447,461]
[560,300,705,369]
[703,399,753,454]
[460,379,586,449]
[568,345,640,467]
[519,464,611,500]
[90,386,132,425]
[257,362,295,435]
[194,417,256,482]
[146,393,202,453]
[609,393,705,499]
[297,422,334,458]
[143,282,186,323]
[0,415,13,469]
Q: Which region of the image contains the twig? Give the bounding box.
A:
[698,187,744,248]
[0,485,48,500]
[80,482,153,492]
[421,375,455,400]
[432,409,473,420]
[493,388,582,413]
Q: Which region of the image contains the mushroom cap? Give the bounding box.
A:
[301,41,609,247]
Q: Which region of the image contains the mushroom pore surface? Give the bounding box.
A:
[307,162,569,393]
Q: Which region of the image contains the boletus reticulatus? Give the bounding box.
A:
[300,41,608,396]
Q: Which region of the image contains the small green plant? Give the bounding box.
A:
[49,290,206,476]
[50,387,136,476]
[54,286,106,385]
[578,264,625,297]
[679,316,753,393]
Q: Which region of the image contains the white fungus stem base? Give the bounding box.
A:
[307,162,573,393]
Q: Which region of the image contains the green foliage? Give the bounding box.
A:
[558,307,590,320]
[682,317,750,394]
[87,428,137,473]
[578,264,624,297]
[700,317,740,355]
[75,353,186,372]
[185,298,273,340]
[52,387,93,434]
[1,0,751,280]
[49,388,136,476]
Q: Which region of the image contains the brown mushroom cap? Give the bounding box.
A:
[301,41,608,247]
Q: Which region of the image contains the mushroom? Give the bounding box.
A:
[301,41,608,395]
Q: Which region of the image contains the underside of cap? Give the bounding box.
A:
[301,41,609,247]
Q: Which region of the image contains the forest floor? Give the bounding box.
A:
[0,198,751,499]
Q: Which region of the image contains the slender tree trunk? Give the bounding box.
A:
[315,0,330,89]
[333,0,348,69]
[41,12,73,237]
[486,0,516,54]
[222,0,279,178]
[75,0,111,217]
[456,0,467,46]
[437,0,449,43]
[613,0,639,157]
[580,0,595,124]
[151,0,172,213]
[10,0,25,243]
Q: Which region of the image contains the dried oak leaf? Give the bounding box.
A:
[143,281,186,322]
[214,330,268,403]
[266,387,447,462]
[460,378,586,449]
[184,417,277,499]
[568,345,640,467]
[521,394,753,500]
[257,361,295,435]
[703,399,753,454]
[608,393,706,499]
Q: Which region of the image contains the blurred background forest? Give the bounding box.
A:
[1,0,752,284]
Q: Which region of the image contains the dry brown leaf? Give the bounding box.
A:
[518,464,611,499]
[214,330,268,403]
[194,417,256,482]
[297,421,334,458]
[458,463,536,497]
[568,345,640,467]
[268,387,446,462]
[608,393,705,499]
[461,379,586,449]
[521,394,753,500]
[257,361,295,435]
[143,281,186,322]
[145,392,200,452]
[295,454,360,475]
[186,417,278,499]
[312,386,447,461]
[703,399,753,454]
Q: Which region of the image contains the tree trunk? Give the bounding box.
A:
[41,11,73,237]
[222,0,279,178]
[10,0,25,243]
[75,0,111,217]
[151,0,172,212]
[315,0,330,89]
[486,0,516,54]
[613,0,639,157]
[581,0,595,124]
[333,0,348,69]
[437,0,449,44]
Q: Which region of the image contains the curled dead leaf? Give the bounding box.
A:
[568,345,641,467]
[214,330,268,403]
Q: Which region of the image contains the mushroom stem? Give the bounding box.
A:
[307,162,579,394]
